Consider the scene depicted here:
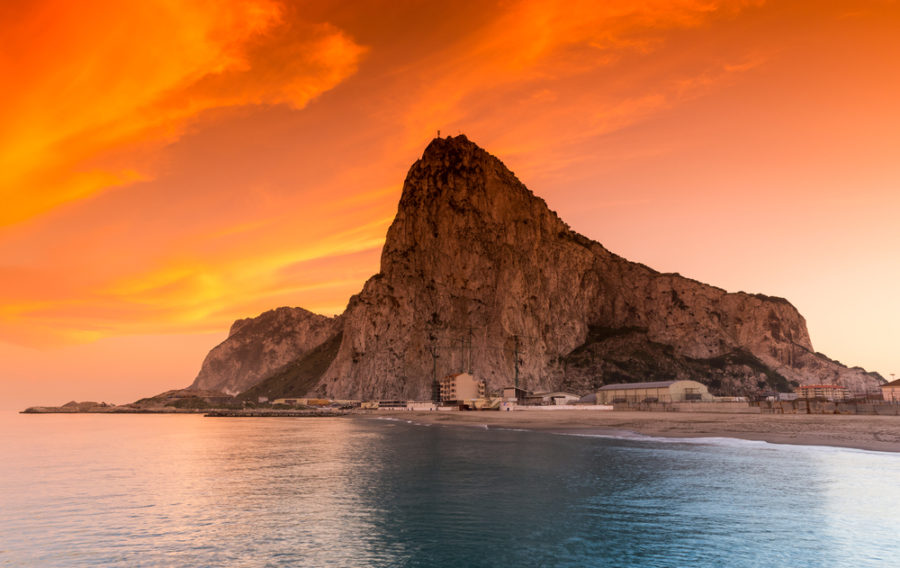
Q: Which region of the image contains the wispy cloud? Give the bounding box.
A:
[0,0,365,227]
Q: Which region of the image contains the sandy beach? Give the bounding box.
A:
[376,409,900,453]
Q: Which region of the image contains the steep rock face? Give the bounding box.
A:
[315,136,881,399]
[189,307,341,395]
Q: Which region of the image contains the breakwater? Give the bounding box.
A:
[204,409,351,417]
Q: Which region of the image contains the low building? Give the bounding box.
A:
[439,372,486,404]
[545,392,580,405]
[577,393,598,405]
[271,397,311,406]
[271,398,331,406]
[502,386,529,401]
[795,384,847,401]
[406,401,437,411]
[596,380,713,404]
[361,400,413,410]
[521,391,581,406]
[881,379,900,402]
[377,400,407,409]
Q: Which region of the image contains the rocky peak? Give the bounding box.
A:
[185,135,883,401]
[318,136,880,399]
[228,306,321,338]
[190,307,341,395]
[380,136,584,290]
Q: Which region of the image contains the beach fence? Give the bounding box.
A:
[612,401,760,414]
[759,400,900,415]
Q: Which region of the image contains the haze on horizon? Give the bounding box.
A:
[2,0,898,409]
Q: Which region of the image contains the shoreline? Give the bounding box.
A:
[373,409,900,453]
[16,406,900,453]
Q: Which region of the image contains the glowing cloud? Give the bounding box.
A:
[2,0,899,409]
[0,0,365,226]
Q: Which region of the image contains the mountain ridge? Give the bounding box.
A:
[188,135,883,400]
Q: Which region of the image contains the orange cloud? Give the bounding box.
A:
[3,0,900,412]
[0,0,365,227]
[390,0,767,164]
[0,0,771,351]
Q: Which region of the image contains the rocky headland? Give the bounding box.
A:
[191,307,341,395]
[184,135,882,401]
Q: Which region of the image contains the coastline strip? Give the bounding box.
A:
[370,409,900,453]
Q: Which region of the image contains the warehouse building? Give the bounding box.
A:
[596,380,713,404]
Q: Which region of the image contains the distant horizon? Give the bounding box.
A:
[3,1,899,409]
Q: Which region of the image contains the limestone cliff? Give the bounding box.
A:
[314,135,882,398]
[189,135,882,400]
[189,307,341,395]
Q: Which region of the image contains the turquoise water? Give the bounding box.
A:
[1,412,898,567]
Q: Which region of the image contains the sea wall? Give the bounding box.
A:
[760,401,900,415]
[507,405,614,411]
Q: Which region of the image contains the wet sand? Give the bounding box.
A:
[376,410,900,453]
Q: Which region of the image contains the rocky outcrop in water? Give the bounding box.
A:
[189,135,883,400]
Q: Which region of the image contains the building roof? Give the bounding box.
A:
[442,372,474,380]
[798,384,846,389]
[881,378,900,388]
[527,391,580,397]
[598,380,679,391]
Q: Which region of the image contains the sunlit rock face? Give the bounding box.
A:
[189,307,341,395]
[317,135,881,398]
[191,135,882,399]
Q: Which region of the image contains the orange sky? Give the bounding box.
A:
[2,0,899,409]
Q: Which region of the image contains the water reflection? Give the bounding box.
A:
[350,423,845,567]
[1,415,396,566]
[2,413,900,567]
[814,448,900,566]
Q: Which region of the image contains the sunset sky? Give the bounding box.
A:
[2,0,899,409]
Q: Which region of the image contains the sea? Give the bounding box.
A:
[1,412,898,567]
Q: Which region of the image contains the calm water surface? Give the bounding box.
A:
[1,412,899,567]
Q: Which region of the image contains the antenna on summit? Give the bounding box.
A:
[437,129,440,138]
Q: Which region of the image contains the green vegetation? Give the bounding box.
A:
[560,327,684,392]
[703,349,793,393]
[561,325,794,395]
[166,398,210,409]
[239,331,343,402]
